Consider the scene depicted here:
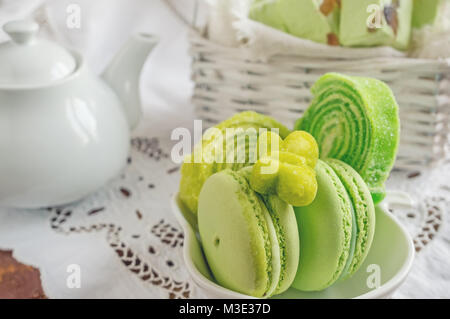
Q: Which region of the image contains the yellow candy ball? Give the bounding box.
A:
[281,131,319,168]
[277,151,308,167]
[250,156,279,194]
[276,163,318,207]
[249,130,319,207]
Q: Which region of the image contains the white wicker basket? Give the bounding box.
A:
[189,27,450,171]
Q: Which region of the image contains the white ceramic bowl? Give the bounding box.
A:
[172,194,415,299]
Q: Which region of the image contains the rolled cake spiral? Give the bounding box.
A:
[295,73,400,204]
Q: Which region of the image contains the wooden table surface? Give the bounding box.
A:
[0,250,47,299]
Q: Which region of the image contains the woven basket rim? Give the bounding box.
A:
[189,29,450,67]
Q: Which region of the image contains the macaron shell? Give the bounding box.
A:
[198,170,272,297]
[326,159,376,278]
[263,195,300,295]
[292,160,352,291]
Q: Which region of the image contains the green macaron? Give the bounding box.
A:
[292,159,375,291]
[198,169,300,298]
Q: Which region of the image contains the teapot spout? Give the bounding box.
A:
[103,33,158,130]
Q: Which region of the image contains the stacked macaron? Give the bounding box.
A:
[292,159,375,291]
[178,73,400,297]
[198,168,300,297]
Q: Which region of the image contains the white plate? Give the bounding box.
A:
[172,194,415,299]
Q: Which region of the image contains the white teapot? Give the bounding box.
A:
[0,20,158,208]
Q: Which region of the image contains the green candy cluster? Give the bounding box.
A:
[250,131,319,207]
[179,111,291,215]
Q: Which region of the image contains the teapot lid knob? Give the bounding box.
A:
[3,20,39,45]
[0,20,76,86]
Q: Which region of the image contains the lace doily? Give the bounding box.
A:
[41,135,205,299]
[385,157,450,298]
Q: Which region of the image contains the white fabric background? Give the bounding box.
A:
[0,0,449,299]
[0,0,197,119]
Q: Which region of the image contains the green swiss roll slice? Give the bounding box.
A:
[295,73,400,204]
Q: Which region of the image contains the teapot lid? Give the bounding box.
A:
[0,20,76,87]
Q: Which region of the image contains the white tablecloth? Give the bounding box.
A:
[0,0,449,299]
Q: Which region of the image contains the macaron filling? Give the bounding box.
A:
[338,196,357,280]
[261,195,287,295]
[238,167,278,296]
[259,194,282,297]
